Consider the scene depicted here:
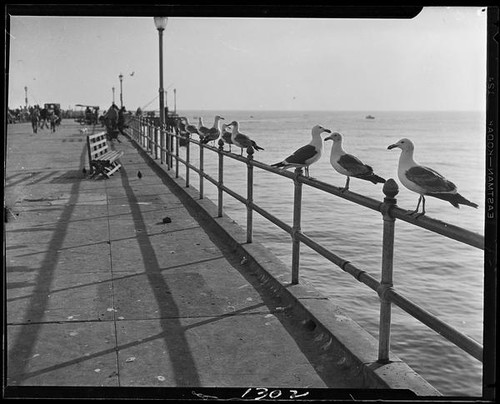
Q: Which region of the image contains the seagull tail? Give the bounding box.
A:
[271,161,286,168]
[431,192,478,209]
[369,174,386,184]
[253,144,264,151]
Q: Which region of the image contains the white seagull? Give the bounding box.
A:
[182,117,199,136]
[325,132,385,191]
[388,138,478,216]
[221,123,233,151]
[227,121,264,155]
[201,115,224,145]
[271,125,331,177]
[198,117,210,140]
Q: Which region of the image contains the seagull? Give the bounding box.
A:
[201,115,224,145]
[325,132,385,191]
[182,117,199,136]
[388,138,478,216]
[227,121,264,155]
[130,72,135,76]
[271,125,331,177]
[221,123,233,151]
[198,117,211,141]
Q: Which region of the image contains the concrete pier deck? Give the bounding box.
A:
[4,121,439,399]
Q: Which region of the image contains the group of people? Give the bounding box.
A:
[102,103,128,141]
[29,105,61,133]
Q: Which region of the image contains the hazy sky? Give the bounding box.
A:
[6,7,487,112]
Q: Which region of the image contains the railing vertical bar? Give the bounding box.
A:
[218,139,224,217]
[246,147,254,243]
[199,142,204,199]
[378,179,399,363]
[175,129,180,178]
[159,125,164,163]
[291,168,303,284]
[186,137,190,188]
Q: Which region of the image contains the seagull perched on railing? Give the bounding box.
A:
[227,121,264,155]
[325,132,385,192]
[221,123,233,151]
[198,117,211,141]
[201,115,224,145]
[271,125,331,177]
[388,138,478,216]
[182,117,199,136]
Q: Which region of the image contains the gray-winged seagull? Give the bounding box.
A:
[325,132,385,191]
[271,125,331,177]
[221,123,233,151]
[227,121,264,155]
[388,138,478,216]
[201,115,224,145]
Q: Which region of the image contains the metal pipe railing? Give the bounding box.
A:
[125,117,485,369]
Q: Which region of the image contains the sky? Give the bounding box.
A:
[6,7,487,112]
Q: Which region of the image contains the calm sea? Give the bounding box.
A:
[177,110,485,396]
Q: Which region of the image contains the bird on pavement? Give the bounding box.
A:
[271,125,331,177]
[227,121,264,156]
[325,132,385,191]
[387,138,478,216]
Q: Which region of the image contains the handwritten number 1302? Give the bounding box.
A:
[241,388,309,400]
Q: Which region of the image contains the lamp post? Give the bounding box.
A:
[112,87,115,104]
[118,74,123,108]
[154,16,168,164]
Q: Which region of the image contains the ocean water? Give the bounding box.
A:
[176,110,486,396]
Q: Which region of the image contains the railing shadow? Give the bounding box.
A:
[117,165,201,386]
[6,145,88,384]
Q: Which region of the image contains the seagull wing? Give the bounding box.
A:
[337,154,372,176]
[284,145,317,164]
[405,166,456,193]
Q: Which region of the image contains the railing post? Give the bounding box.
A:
[246,146,254,243]
[155,125,160,161]
[148,119,152,153]
[218,139,224,217]
[175,128,180,178]
[185,136,190,188]
[378,178,399,363]
[199,142,204,199]
[291,167,303,284]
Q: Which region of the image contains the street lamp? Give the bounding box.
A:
[154,16,168,163]
[118,74,123,108]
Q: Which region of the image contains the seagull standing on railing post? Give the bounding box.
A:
[325,132,386,192]
[201,115,224,146]
[271,125,331,177]
[182,117,199,137]
[387,138,478,216]
[198,117,210,142]
[221,123,233,151]
[227,121,264,156]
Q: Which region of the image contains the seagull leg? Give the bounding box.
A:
[409,195,424,217]
[415,196,426,218]
[341,177,350,193]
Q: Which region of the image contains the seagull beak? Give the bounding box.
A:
[387,144,397,150]
[324,135,332,141]
[324,128,332,133]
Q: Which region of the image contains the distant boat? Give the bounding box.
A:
[365,115,375,119]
